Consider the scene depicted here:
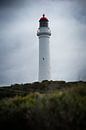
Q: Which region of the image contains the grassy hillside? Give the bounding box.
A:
[0,80,86,130]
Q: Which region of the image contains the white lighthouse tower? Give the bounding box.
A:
[37,14,51,81]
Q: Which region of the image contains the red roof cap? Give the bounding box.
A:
[39,14,48,21]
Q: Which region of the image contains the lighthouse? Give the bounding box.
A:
[37,14,51,81]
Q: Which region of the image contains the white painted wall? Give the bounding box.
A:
[37,27,51,81]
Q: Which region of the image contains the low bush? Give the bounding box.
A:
[0,88,86,130]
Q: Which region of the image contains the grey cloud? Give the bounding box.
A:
[0,0,27,7]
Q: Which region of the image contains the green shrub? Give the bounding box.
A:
[0,90,86,130]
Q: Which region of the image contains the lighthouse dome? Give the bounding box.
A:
[39,14,48,27]
[39,14,48,22]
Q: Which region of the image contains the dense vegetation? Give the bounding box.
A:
[0,80,86,130]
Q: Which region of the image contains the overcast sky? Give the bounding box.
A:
[0,0,86,85]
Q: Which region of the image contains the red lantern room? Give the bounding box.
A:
[39,14,49,27]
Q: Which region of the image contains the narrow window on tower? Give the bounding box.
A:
[43,57,45,60]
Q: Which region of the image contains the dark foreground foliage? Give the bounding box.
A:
[0,81,86,130]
